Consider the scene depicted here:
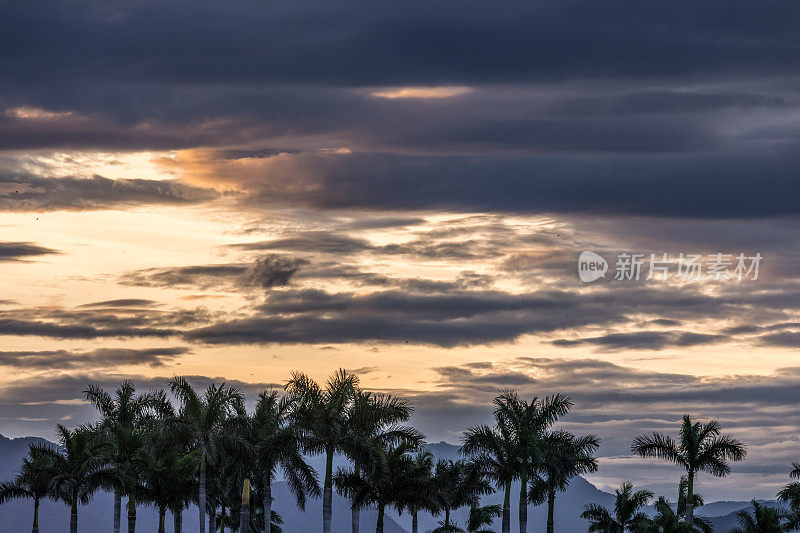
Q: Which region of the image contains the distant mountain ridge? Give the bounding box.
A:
[0,434,763,532]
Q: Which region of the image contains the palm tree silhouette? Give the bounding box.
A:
[428,459,491,532]
[133,439,197,533]
[84,380,151,533]
[400,450,438,533]
[530,430,600,533]
[466,504,502,533]
[284,369,358,533]
[239,390,320,532]
[0,445,53,532]
[632,415,746,525]
[461,421,518,533]
[730,500,790,533]
[170,377,244,533]
[336,440,421,533]
[777,462,800,531]
[581,482,653,533]
[33,425,115,533]
[343,390,421,533]
[648,496,712,533]
[493,390,572,533]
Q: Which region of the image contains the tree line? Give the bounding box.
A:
[0,369,798,533]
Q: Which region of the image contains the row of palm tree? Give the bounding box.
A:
[581,475,800,533]
[0,369,790,533]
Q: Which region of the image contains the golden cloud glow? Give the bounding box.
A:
[369,86,472,99]
[5,106,74,120]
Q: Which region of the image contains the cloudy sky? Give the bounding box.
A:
[2,0,800,500]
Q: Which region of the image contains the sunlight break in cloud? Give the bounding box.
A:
[369,86,472,99]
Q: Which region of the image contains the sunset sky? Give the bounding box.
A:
[2,0,800,500]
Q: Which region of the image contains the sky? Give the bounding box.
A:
[2,0,800,501]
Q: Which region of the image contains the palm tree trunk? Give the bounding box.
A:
[411,512,418,533]
[263,477,272,533]
[685,471,694,527]
[519,476,528,533]
[323,447,334,533]
[239,478,251,533]
[375,504,385,533]
[352,505,360,533]
[444,507,451,529]
[70,501,78,533]
[502,480,511,533]
[173,509,182,533]
[209,509,217,533]
[158,507,166,533]
[546,489,555,533]
[113,491,121,533]
[240,508,250,533]
[127,494,136,533]
[352,465,360,533]
[199,450,207,533]
[31,498,39,533]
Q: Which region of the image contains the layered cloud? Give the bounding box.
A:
[2,0,800,501]
[2,1,800,215]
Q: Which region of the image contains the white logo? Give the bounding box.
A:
[578,251,608,282]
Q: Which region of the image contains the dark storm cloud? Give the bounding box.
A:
[236,150,800,218]
[0,304,216,340]
[0,347,190,369]
[552,331,725,351]
[2,1,800,216]
[185,288,624,347]
[3,1,799,92]
[0,242,58,261]
[0,174,217,212]
[183,282,781,347]
[0,317,176,339]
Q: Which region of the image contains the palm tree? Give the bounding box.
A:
[133,412,198,533]
[731,500,790,533]
[493,390,572,533]
[674,476,712,532]
[461,422,518,533]
[284,369,358,533]
[343,390,422,533]
[428,459,491,532]
[778,463,800,511]
[335,440,421,533]
[0,445,53,532]
[677,476,703,519]
[466,504,502,533]
[632,415,746,525]
[581,482,653,533]
[778,463,800,532]
[84,380,151,533]
[248,390,320,533]
[32,425,115,533]
[150,388,196,533]
[648,496,712,533]
[400,450,438,533]
[170,377,245,533]
[531,430,600,533]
